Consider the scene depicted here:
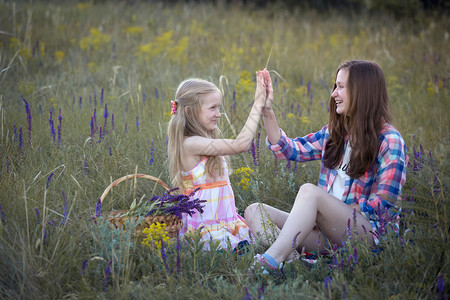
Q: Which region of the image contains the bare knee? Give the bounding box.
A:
[244,202,262,221]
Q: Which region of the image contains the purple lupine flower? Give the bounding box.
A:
[100,88,104,106]
[125,103,128,112]
[95,199,102,217]
[256,131,260,166]
[155,87,159,99]
[324,276,332,291]
[149,139,154,165]
[23,98,32,145]
[78,96,82,110]
[49,110,56,141]
[232,90,236,101]
[18,126,23,153]
[90,116,95,142]
[35,207,41,224]
[111,113,115,130]
[124,123,127,135]
[160,237,170,273]
[257,282,265,299]
[286,160,291,169]
[81,258,88,277]
[103,103,108,131]
[136,116,139,132]
[176,231,181,274]
[84,158,90,174]
[102,259,112,291]
[251,138,257,166]
[109,146,112,156]
[437,274,445,300]
[353,246,359,265]
[61,190,68,225]
[57,109,62,147]
[292,161,298,173]
[46,172,54,189]
[72,94,75,111]
[93,108,98,132]
[98,126,103,143]
[307,81,311,94]
[6,155,10,174]
[291,231,301,249]
[0,203,6,225]
[243,286,252,300]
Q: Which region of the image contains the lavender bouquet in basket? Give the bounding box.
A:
[121,188,205,219]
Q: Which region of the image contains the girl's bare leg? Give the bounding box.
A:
[245,183,373,264]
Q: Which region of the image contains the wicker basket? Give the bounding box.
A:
[99,174,183,238]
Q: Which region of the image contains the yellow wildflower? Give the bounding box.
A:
[54,51,65,62]
[234,167,254,191]
[142,222,173,252]
[125,26,144,36]
[235,70,255,99]
[79,28,111,51]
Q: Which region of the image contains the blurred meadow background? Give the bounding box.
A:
[0,0,448,298]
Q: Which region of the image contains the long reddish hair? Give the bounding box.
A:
[323,60,392,178]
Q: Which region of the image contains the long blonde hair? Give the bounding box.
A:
[168,78,226,192]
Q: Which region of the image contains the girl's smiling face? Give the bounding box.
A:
[199,91,222,131]
[331,68,350,115]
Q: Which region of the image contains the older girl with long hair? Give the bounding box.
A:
[245,60,408,273]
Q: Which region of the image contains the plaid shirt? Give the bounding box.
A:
[267,124,408,240]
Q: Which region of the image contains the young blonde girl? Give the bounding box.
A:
[167,71,268,251]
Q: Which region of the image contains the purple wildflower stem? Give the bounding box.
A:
[111,113,115,130]
[149,139,154,165]
[78,96,82,110]
[81,259,88,277]
[35,207,41,224]
[0,203,6,225]
[155,87,159,99]
[90,116,95,143]
[6,155,10,174]
[160,237,170,273]
[95,199,102,217]
[18,127,23,154]
[57,109,62,147]
[136,116,139,132]
[49,110,56,141]
[103,103,108,132]
[98,126,103,143]
[100,88,104,106]
[22,98,32,145]
[46,172,54,189]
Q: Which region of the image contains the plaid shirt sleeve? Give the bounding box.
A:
[362,127,408,218]
[266,125,329,162]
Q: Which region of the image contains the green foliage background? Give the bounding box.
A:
[0,1,448,299]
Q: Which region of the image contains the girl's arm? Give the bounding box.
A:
[261,70,282,144]
[184,71,266,156]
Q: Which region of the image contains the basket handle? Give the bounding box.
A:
[99,174,171,204]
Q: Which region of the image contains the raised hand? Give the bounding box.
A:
[255,70,267,109]
[261,69,273,109]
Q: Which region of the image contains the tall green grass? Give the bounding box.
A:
[0,1,448,299]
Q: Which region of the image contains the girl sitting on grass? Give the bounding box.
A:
[167,72,267,251]
[245,60,408,273]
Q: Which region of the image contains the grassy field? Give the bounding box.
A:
[0,1,448,299]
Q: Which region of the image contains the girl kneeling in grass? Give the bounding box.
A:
[245,60,408,273]
[167,72,267,251]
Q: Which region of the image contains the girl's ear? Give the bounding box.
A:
[184,106,190,115]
